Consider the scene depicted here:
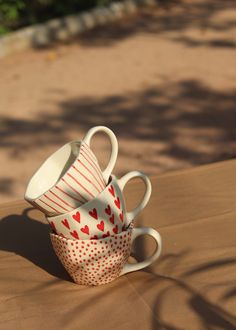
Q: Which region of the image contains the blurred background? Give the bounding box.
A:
[0,0,236,203]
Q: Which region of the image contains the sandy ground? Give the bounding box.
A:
[0,0,236,203]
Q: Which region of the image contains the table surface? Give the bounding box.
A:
[0,160,236,330]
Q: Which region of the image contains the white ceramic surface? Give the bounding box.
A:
[47,171,152,240]
[51,226,162,286]
[25,126,118,215]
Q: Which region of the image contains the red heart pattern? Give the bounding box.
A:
[90,235,98,240]
[114,197,121,209]
[105,205,111,215]
[102,231,110,238]
[70,230,79,239]
[72,212,80,223]
[108,185,115,197]
[52,182,129,240]
[112,225,118,234]
[81,225,89,235]
[109,214,115,224]
[89,208,98,220]
[62,219,70,229]
[97,220,104,232]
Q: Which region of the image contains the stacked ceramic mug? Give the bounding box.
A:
[25,126,162,286]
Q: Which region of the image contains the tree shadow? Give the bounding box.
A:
[127,227,236,329]
[220,288,236,302]
[149,272,236,329]
[1,79,235,176]
[31,0,236,50]
[129,250,236,329]
[169,36,236,49]
[1,205,236,328]
[0,178,15,196]
[0,207,71,281]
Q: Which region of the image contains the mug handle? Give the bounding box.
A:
[83,126,118,183]
[120,227,162,275]
[118,171,152,226]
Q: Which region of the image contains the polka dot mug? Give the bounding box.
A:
[50,227,162,286]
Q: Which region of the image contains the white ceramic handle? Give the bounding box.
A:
[118,171,152,226]
[83,126,118,183]
[120,227,162,275]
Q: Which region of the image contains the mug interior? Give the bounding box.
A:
[25,141,81,200]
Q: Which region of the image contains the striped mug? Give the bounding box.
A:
[25,126,118,216]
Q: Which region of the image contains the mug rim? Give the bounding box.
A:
[25,140,83,201]
[47,174,117,221]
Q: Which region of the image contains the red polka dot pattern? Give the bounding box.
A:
[50,229,132,286]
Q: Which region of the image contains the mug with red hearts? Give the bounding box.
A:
[51,226,162,286]
[25,126,118,216]
[47,171,151,240]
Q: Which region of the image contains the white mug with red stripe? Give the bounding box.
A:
[47,171,152,240]
[25,126,118,216]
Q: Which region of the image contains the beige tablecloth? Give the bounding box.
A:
[0,160,236,329]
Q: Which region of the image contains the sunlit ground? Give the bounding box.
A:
[0,0,236,203]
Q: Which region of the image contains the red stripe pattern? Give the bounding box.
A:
[34,141,106,215]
